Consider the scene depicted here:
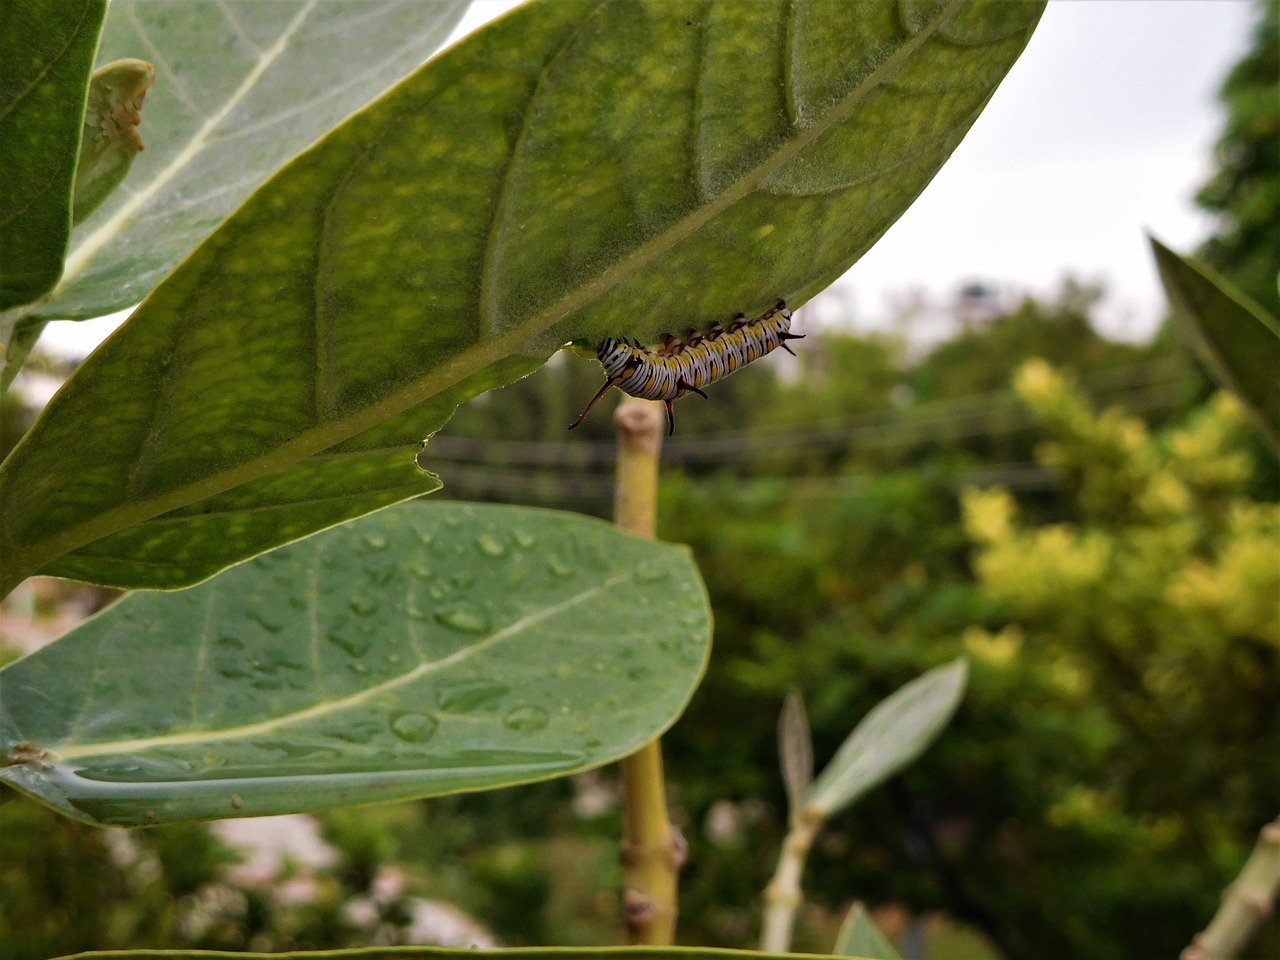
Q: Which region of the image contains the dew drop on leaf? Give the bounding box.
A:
[362,533,389,551]
[476,534,507,558]
[327,632,372,657]
[438,681,509,712]
[634,563,668,584]
[434,606,491,634]
[389,711,438,744]
[502,705,549,732]
[349,596,378,615]
[512,529,536,550]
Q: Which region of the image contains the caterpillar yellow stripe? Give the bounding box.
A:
[569,299,802,435]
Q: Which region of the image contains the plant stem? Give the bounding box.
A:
[1182,814,1280,960]
[612,395,681,944]
[760,805,824,953]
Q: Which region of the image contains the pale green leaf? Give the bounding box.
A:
[0,502,711,826]
[779,690,814,828]
[0,0,105,312]
[808,659,967,816]
[1150,236,1280,451]
[833,903,903,959]
[0,0,1045,597]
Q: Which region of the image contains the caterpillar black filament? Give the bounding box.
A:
[568,299,802,435]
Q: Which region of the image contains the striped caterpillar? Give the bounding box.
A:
[569,299,802,435]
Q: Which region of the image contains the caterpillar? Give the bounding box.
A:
[568,299,802,435]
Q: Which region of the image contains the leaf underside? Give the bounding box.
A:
[1,0,470,380]
[0,0,1046,596]
[0,502,711,826]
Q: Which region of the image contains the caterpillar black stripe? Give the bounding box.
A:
[568,299,802,435]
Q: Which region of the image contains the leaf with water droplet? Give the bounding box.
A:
[503,705,550,733]
[0,502,710,825]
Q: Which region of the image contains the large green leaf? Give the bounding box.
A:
[0,0,1045,597]
[0,0,470,375]
[0,0,105,312]
[0,502,711,826]
[807,658,967,816]
[51,951,843,960]
[1150,236,1280,451]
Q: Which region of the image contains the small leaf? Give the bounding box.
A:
[779,690,814,828]
[808,658,968,817]
[0,0,106,312]
[1150,236,1280,451]
[72,58,154,224]
[833,902,903,959]
[0,0,1045,598]
[0,502,711,826]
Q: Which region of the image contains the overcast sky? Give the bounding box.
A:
[40,1,1257,358]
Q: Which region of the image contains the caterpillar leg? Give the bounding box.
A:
[676,379,708,399]
[568,379,619,430]
[778,332,805,356]
[664,398,677,436]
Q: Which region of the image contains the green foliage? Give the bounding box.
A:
[0,0,105,312]
[1194,0,1280,319]
[0,503,710,825]
[957,362,1279,959]
[1151,237,1280,450]
[0,796,238,960]
[0,0,1045,598]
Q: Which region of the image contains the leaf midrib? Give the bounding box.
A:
[8,0,971,585]
[50,570,628,760]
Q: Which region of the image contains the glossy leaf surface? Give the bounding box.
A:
[808,658,967,816]
[1150,236,1280,451]
[0,0,1045,596]
[0,0,105,311]
[0,502,711,825]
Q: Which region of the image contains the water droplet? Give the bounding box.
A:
[451,572,475,590]
[503,705,549,732]
[626,666,652,682]
[389,712,438,744]
[362,533,389,551]
[435,607,491,634]
[327,632,372,657]
[349,596,378,616]
[427,585,446,601]
[681,612,702,626]
[216,664,253,680]
[438,681,509,712]
[248,609,284,634]
[348,662,370,675]
[476,534,507,558]
[416,530,434,547]
[546,553,572,577]
[408,564,433,581]
[634,563,668,584]
[512,529,536,549]
[217,634,245,649]
[406,606,429,621]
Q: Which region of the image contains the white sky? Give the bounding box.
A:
[39,0,1255,358]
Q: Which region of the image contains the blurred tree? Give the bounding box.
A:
[1195,0,1280,319]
